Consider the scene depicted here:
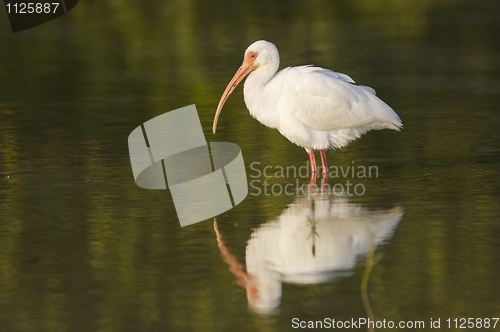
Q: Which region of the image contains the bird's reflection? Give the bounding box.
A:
[214,187,403,314]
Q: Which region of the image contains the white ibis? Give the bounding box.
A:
[213,40,402,179]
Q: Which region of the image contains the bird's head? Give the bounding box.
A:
[243,40,279,69]
[212,40,279,133]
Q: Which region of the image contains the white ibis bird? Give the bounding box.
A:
[213,40,402,179]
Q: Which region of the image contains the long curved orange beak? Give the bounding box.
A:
[213,61,257,133]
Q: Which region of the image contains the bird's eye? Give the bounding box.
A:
[251,54,256,58]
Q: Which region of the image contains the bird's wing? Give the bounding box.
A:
[272,66,402,131]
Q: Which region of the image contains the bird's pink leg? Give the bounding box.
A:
[309,150,317,182]
[320,150,329,178]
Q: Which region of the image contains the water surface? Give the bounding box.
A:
[1,0,500,331]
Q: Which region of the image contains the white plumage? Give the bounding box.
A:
[213,40,402,177]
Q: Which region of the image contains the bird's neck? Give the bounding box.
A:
[243,63,280,129]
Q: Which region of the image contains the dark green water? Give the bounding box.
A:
[1,0,500,331]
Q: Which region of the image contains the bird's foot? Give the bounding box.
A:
[308,182,318,198]
[320,177,329,189]
[310,171,317,185]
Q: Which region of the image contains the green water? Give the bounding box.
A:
[1,0,499,331]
